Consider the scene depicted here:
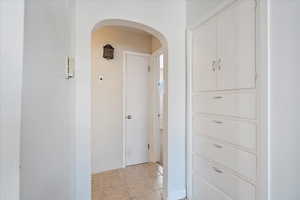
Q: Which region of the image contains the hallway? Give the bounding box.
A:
[92,163,163,200]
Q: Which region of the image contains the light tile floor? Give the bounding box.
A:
[92,162,164,200]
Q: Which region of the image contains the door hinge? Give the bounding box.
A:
[148,144,150,150]
[148,66,151,72]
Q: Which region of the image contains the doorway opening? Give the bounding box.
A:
[91,23,168,200]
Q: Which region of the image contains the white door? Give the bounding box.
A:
[217,0,256,90]
[125,53,150,166]
[193,17,217,92]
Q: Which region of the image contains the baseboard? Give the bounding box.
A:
[166,189,186,200]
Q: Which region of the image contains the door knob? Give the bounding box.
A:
[126,115,132,119]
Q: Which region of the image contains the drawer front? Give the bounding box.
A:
[193,136,256,181]
[193,92,256,119]
[193,155,256,200]
[193,174,232,200]
[193,115,256,150]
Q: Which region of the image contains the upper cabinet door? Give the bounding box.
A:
[192,18,217,92]
[217,0,256,90]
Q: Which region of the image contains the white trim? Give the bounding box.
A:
[256,0,270,200]
[186,0,269,200]
[122,52,127,168]
[122,51,151,167]
[186,28,193,200]
[150,48,166,164]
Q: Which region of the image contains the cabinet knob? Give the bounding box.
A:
[217,58,221,70]
[213,120,223,124]
[212,60,216,72]
[213,144,223,149]
[213,96,223,99]
[212,167,223,174]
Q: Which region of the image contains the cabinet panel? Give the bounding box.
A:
[193,174,232,200]
[193,136,257,181]
[193,91,256,119]
[193,115,256,150]
[192,18,217,92]
[217,0,256,90]
[193,155,256,200]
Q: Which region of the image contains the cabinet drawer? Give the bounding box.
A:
[193,174,232,200]
[193,136,256,181]
[193,115,256,150]
[193,92,256,119]
[193,155,255,200]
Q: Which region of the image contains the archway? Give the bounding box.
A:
[91,19,168,198]
[75,14,186,199]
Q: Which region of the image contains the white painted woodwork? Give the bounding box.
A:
[193,91,256,119]
[193,155,256,200]
[193,115,256,150]
[192,0,256,92]
[217,0,256,90]
[192,17,217,92]
[193,136,257,181]
[193,175,232,200]
[125,53,150,166]
[190,0,258,199]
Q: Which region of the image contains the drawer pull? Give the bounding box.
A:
[213,96,223,99]
[213,144,223,149]
[212,167,223,174]
[213,120,223,124]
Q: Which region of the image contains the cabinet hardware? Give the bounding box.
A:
[213,144,223,148]
[213,120,223,124]
[217,58,221,70]
[213,96,223,99]
[212,167,223,174]
[126,115,132,119]
[212,60,216,72]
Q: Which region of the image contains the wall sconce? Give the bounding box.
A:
[103,44,114,60]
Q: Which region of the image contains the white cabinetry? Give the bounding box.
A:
[192,0,256,92]
[191,0,258,200]
[192,17,218,92]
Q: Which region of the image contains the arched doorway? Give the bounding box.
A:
[90,22,168,199]
[91,19,168,200]
[75,14,186,200]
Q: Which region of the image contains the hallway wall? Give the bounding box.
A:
[21,1,75,200]
[91,26,153,174]
[0,1,24,200]
[269,0,300,199]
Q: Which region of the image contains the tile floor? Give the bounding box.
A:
[92,162,164,200]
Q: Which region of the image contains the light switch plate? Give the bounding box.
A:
[65,56,75,79]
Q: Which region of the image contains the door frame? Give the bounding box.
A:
[186,0,269,199]
[150,48,166,164]
[122,51,151,167]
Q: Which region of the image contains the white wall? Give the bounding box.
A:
[21,1,75,200]
[269,1,300,199]
[75,0,186,199]
[91,26,153,174]
[0,1,24,200]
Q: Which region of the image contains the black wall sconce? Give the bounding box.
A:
[103,44,114,60]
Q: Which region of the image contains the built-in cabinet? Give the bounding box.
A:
[191,0,258,200]
[193,0,256,92]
